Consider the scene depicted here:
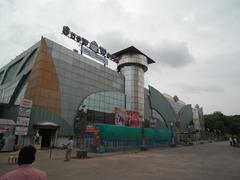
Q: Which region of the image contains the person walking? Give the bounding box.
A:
[0,145,47,180]
[233,137,238,147]
[0,133,5,151]
[65,136,74,161]
[229,137,233,146]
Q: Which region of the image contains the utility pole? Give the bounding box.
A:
[140,118,147,151]
[170,122,176,147]
[75,106,87,159]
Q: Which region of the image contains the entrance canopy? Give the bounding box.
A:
[33,122,59,130]
[0,119,15,126]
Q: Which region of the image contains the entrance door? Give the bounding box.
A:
[39,129,54,148]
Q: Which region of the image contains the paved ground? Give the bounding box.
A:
[0,141,239,180]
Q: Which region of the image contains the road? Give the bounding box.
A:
[0,141,239,180]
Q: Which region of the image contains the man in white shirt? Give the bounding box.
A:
[65,136,74,161]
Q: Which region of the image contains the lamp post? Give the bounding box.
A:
[140,118,147,151]
[170,122,175,147]
[206,128,210,141]
[187,125,193,145]
[75,105,88,159]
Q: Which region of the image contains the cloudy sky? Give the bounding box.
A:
[0,0,239,115]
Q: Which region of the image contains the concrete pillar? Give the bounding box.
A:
[117,54,148,117]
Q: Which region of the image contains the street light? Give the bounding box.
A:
[75,105,88,159]
[140,118,147,151]
[170,122,176,147]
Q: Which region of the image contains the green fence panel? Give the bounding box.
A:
[144,128,173,140]
[95,123,141,141]
[94,123,173,142]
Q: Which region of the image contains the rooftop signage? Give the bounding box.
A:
[62,26,117,66]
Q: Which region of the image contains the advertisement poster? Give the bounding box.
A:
[15,99,32,136]
[114,108,127,126]
[127,111,142,127]
[16,117,30,126]
[114,108,142,127]
[15,126,28,135]
[18,107,31,118]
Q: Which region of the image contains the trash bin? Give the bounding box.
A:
[76,150,87,159]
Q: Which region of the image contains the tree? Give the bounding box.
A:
[204,112,240,135]
[229,119,240,135]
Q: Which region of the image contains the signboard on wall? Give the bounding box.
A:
[85,125,99,132]
[114,108,142,127]
[15,99,32,136]
[18,107,31,117]
[82,46,108,65]
[61,26,116,66]
[16,117,30,126]
[20,99,32,108]
[15,126,28,135]
[127,111,142,127]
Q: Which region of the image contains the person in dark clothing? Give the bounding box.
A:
[0,133,5,150]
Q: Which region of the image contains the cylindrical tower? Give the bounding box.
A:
[113,46,155,117]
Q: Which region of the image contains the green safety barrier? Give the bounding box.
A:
[94,123,174,141]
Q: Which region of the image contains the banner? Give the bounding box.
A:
[114,108,142,127]
[82,46,108,65]
[127,111,142,127]
[114,108,127,126]
[16,117,30,126]
[15,99,32,136]
[15,126,28,135]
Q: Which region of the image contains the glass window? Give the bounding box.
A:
[152,109,168,129]
[0,71,4,84]
[17,48,38,75]
[14,82,28,105]
[79,91,125,113]
[2,59,23,84]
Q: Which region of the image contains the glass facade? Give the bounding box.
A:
[14,82,28,105]
[80,91,125,113]
[0,71,4,83]
[17,48,38,75]
[0,37,200,143]
[48,37,125,126]
[0,82,19,103]
[79,91,125,124]
[152,109,168,129]
[2,59,23,84]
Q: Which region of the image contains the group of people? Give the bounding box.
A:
[0,137,74,180]
[229,136,239,147]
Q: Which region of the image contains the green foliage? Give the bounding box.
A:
[229,118,240,135]
[204,112,240,135]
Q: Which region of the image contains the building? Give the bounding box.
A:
[192,104,205,140]
[0,36,204,151]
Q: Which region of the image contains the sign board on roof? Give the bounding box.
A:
[82,46,108,65]
[61,26,115,66]
[20,99,32,108]
[15,99,32,136]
